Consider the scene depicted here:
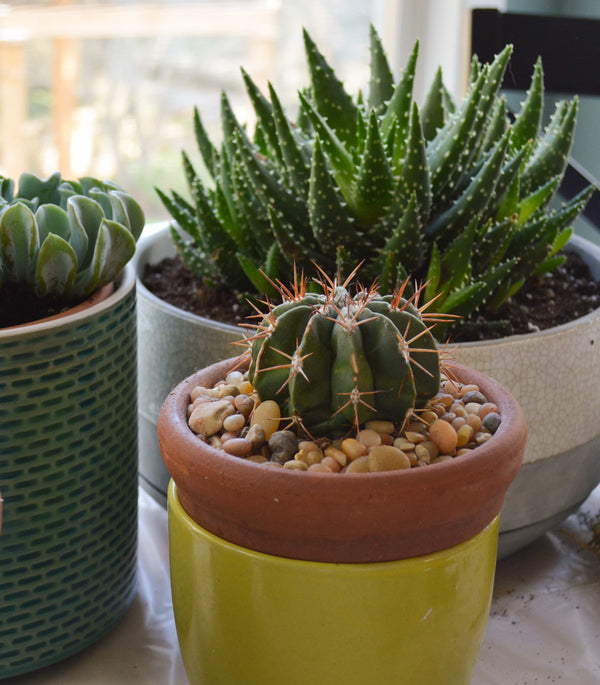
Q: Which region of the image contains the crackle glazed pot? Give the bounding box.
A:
[158,358,526,685]
[0,265,138,679]
[454,234,600,558]
[136,225,241,504]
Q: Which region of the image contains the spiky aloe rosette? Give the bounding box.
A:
[0,171,144,303]
[245,268,445,437]
[158,26,592,332]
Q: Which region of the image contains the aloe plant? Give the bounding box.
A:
[158,26,591,330]
[0,172,144,302]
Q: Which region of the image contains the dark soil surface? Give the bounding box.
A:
[0,283,72,327]
[140,250,600,343]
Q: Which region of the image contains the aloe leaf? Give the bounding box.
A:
[0,203,39,283]
[520,98,578,197]
[269,82,311,199]
[308,136,357,255]
[517,174,561,223]
[169,225,220,286]
[381,40,419,144]
[155,187,197,238]
[268,204,321,268]
[303,28,359,147]
[396,103,431,221]
[353,109,394,224]
[193,106,219,178]
[427,128,510,243]
[368,24,394,113]
[237,251,279,297]
[297,90,356,200]
[233,128,310,237]
[479,94,508,157]
[472,216,517,274]
[510,56,544,153]
[420,67,447,142]
[241,68,286,171]
[489,141,531,221]
[36,233,77,297]
[373,191,422,277]
[439,216,478,292]
[424,242,442,304]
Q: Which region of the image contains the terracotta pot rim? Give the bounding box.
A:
[161,356,525,487]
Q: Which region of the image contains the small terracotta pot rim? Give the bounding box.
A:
[163,356,525,486]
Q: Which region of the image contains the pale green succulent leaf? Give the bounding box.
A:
[18,171,62,205]
[0,202,39,283]
[66,196,106,268]
[35,204,71,245]
[35,233,77,298]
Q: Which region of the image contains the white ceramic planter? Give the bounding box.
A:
[136,226,241,503]
[454,234,600,557]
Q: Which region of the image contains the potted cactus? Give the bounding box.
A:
[148,26,600,555]
[157,267,526,685]
[0,172,144,679]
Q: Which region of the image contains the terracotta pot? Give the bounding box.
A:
[158,357,526,563]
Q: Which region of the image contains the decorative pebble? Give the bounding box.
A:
[367,446,411,472]
[222,438,253,457]
[186,373,502,474]
[251,400,281,439]
[429,419,458,454]
[482,412,501,434]
[223,413,246,433]
[189,399,235,437]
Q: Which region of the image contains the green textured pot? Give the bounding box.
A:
[159,358,526,684]
[0,264,138,679]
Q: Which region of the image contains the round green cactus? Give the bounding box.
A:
[0,172,144,303]
[247,269,442,436]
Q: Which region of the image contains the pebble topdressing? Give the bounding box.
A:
[186,370,502,473]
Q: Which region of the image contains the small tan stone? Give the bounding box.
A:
[222,438,253,457]
[251,400,281,439]
[345,455,370,473]
[429,419,458,454]
[189,399,235,436]
[367,445,411,472]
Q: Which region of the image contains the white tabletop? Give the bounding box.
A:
[11,485,600,684]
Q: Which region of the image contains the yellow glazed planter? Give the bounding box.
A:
[169,482,499,685]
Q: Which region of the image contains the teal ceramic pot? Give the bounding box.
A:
[0,264,138,679]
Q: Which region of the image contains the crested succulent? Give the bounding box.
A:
[0,171,144,303]
[245,267,443,437]
[158,26,591,332]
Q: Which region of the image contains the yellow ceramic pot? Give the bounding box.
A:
[169,481,499,685]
